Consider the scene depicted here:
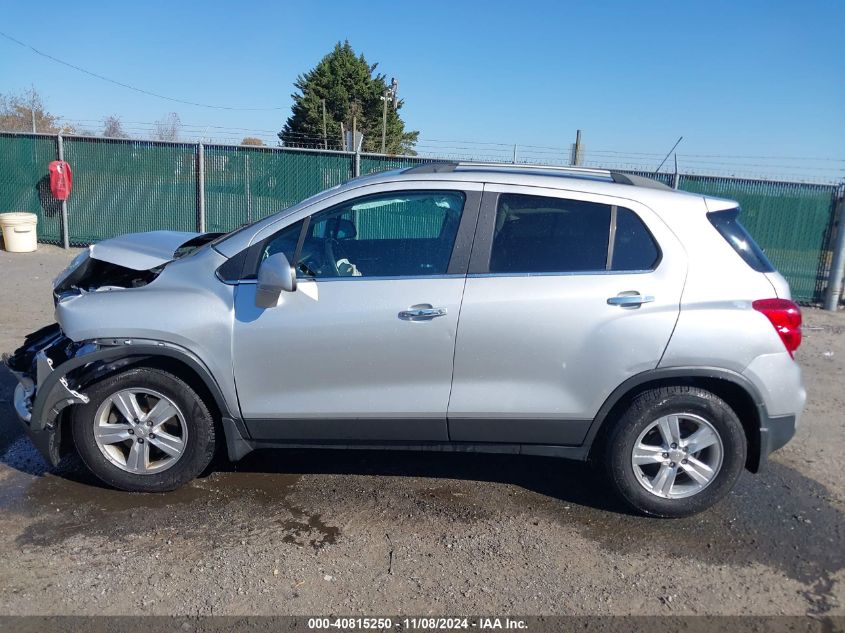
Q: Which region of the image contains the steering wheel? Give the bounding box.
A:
[323,237,357,276]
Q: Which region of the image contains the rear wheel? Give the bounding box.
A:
[605,385,746,517]
[72,367,216,492]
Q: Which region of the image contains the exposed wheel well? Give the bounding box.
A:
[58,354,226,462]
[589,376,761,472]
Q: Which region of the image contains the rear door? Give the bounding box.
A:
[447,184,687,444]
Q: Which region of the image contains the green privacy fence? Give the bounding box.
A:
[677,176,837,304]
[0,134,63,243]
[0,131,840,303]
[64,137,197,243]
[204,145,353,232]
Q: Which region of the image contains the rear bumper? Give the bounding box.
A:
[755,413,797,471]
[742,351,805,471]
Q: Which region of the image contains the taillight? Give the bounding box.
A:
[752,298,802,357]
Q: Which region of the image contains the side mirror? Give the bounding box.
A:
[256,253,296,308]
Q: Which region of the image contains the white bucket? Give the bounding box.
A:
[0,212,39,253]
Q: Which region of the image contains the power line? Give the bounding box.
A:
[0,30,286,112]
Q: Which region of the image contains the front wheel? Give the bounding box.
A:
[72,367,217,492]
[605,385,747,518]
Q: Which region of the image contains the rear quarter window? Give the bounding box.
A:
[707,207,774,273]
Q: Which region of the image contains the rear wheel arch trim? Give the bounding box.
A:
[585,367,765,465]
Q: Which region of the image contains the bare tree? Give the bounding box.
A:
[153,112,181,141]
[0,87,63,133]
[102,115,127,138]
[241,137,265,146]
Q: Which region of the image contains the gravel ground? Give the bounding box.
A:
[0,244,842,616]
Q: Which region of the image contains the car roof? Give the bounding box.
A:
[348,162,729,208]
[213,161,738,258]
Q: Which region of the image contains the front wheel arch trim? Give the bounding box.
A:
[31,341,248,447]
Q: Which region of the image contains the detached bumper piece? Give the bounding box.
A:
[3,324,92,466]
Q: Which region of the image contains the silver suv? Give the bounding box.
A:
[5,163,806,517]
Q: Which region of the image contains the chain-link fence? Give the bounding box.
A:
[0,131,841,303]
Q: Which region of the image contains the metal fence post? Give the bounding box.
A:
[197,142,205,232]
[244,154,252,224]
[56,134,70,249]
[354,150,361,178]
[823,189,845,311]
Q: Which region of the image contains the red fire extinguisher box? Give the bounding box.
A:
[48,160,73,201]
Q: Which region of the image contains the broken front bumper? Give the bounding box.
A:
[4,324,93,466]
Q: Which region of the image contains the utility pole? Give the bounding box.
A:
[672,154,680,189]
[321,99,328,150]
[381,77,398,154]
[572,129,583,166]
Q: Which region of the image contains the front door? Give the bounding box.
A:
[232,186,480,442]
[448,185,687,444]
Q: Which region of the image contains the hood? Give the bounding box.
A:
[89,231,202,270]
[53,230,226,298]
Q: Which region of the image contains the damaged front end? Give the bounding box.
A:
[3,324,97,466]
[53,231,223,300]
[4,230,225,466]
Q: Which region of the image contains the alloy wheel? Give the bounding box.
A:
[92,388,188,475]
[631,413,724,499]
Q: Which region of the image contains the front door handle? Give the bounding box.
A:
[607,292,655,307]
[399,305,448,320]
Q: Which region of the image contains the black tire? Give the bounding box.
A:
[604,385,746,518]
[71,367,217,492]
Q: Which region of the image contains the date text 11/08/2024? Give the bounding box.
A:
[306,617,528,630]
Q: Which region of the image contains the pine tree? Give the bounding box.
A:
[279,41,418,154]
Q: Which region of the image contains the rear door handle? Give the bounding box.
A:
[607,292,655,307]
[399,305,448,320]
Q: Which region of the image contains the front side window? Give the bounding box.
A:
[262,191,465,278]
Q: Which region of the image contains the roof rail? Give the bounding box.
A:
[458,161,612,176]
[401,161,672,190]
[402,161,459,174]
[403,161,610,176]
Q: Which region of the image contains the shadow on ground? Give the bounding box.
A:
[0,362,842,613]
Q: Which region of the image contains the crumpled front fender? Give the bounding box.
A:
[5,330,239,466]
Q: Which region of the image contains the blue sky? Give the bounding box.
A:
[1,0,843,179]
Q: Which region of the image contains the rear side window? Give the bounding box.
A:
[707,208,774,273]
[490,194,610,273]
[488,193,660,274]
[611,207,660,271]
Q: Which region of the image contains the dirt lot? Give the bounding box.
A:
[0,245,842,617]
